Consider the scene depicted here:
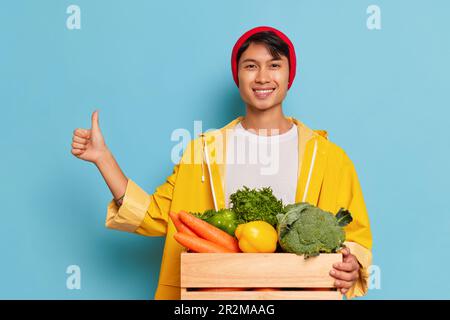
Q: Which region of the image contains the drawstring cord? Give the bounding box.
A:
[302,139,318,202]
[199,134,205,183]
[199,133,218,211]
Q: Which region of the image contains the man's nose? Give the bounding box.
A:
[255,67,270,83]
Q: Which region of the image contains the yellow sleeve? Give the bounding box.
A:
[337,152,373,299]
[343,241,373,299]
[105,163,180,237]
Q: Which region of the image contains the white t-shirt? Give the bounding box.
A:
[225,121,299,208]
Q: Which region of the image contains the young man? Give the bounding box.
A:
[71,26,372,300]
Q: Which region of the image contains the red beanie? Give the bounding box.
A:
[231,26,297,90]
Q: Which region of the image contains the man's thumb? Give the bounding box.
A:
[91,110,101,133]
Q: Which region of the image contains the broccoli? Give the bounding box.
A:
[276,203,353,258]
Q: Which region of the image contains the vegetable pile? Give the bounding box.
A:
[174,185,353,258]
[191,185,282,235]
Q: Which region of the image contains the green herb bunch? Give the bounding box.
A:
[229,186,283,227]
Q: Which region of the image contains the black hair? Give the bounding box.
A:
[236,31,290,66]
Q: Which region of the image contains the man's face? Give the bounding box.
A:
[237,42,290,111]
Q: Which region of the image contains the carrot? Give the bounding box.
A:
[169,211,199,237]
[178,211,241,252]
[174,232,235,253]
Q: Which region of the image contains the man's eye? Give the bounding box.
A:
[245,64,256,69]
[271,63,281,68]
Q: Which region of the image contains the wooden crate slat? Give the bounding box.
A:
[181,253,342,288]
[181,290,342,300]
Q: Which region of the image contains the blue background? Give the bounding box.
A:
[1,0,449,299]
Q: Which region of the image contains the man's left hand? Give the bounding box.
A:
[329,247,360,295]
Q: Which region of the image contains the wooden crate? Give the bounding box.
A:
[180,252,343,300]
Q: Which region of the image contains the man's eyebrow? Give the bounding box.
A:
[240,58,283,64]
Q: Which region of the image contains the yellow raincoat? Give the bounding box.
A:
[105,116,373,299]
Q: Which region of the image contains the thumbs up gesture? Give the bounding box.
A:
[71,110,109,164]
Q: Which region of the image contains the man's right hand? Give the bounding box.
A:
[71,110,109,164]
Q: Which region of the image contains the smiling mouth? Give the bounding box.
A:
[253,88,275,99]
